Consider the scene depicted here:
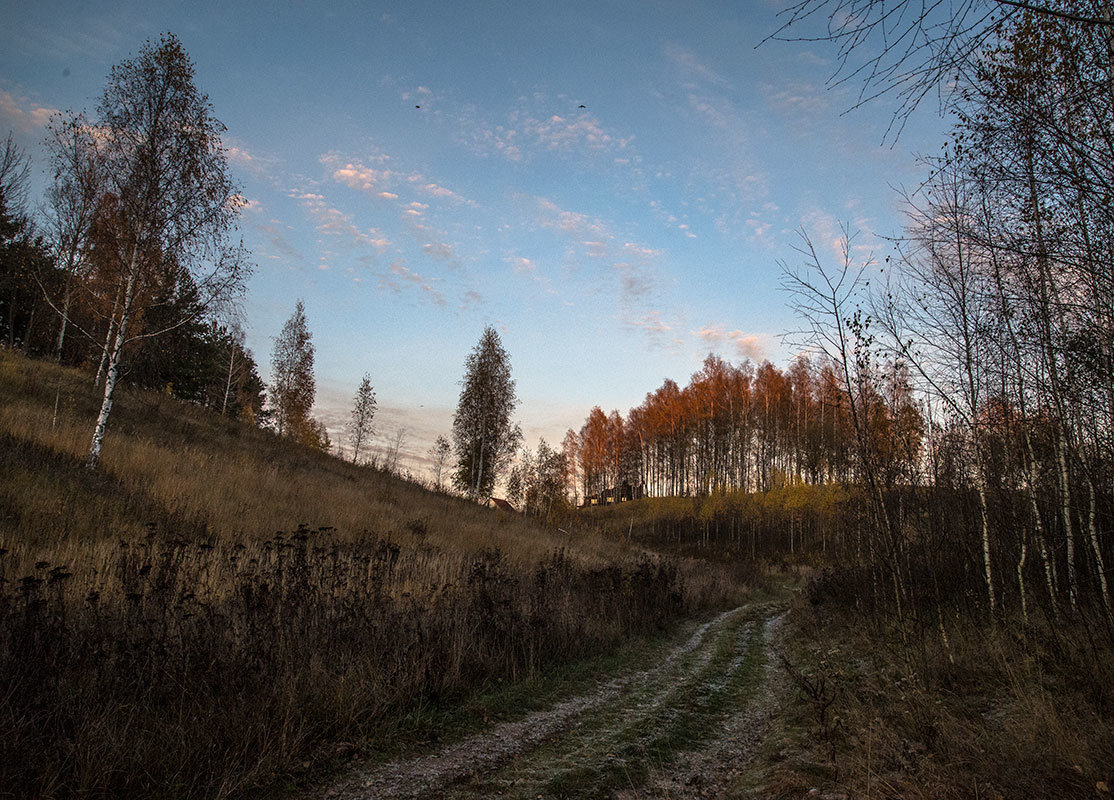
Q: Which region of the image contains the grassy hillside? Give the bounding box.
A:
[2,350,608,568]
[0,351,747,799]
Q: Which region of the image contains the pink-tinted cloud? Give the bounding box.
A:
[0,89,57,132]
[692,324,769,361]
[326,153,473,207]
[799,209,879,263]
[622,242,661,260]
[292,190,390,252]
[629,311,673,334]
[455,99,633,164]
[332,162,396,191]
[418,182,474,205]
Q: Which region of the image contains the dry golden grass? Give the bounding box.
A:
[0,351,747,799]
[0,350,625,576]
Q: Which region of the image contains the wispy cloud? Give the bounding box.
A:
[517,111,631,153]
[799,208,879,263]
[510,256,537,274]
[325,153,474,207]
[625,310,686,351]
[763,80,831,116]
[255,221,303,265]
[292,190,391,252]
[534,197,610,241]
[664,43,732,89]
[422,241,455,260]
[745,215,772,245]
[649,199,697,239]
[612,241,664,303]
[224,142,283,183]
[529,195,667,312]
[505,254,557,295]
[417,181,474,205]
[692,324,770,361]
[379,260,447,306]
[629,311,673,334]
[331,162,397,192]
[451,96,635,166]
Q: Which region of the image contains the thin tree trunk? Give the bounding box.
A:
[95,282,124,387]
[22,305,35,351]
[54,241,81,361]
[976,473,997,614]
[88,247,138,469]
[55,288,72,361]
[221,344,235,415]
[1087,479,1112,621]
[1058,437,1079,609]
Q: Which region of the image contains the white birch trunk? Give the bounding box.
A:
[87,248,138,469]
[977,477,996,614]
[1057,436,1078,609]
[95,282,123,387]
[1087,480,1112,620]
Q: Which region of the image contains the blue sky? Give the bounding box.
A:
[1,0,950,472]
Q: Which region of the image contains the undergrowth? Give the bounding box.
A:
[761,589,1114,799]
[0,522,687,798]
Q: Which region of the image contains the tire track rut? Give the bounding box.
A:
[321,601,786,800]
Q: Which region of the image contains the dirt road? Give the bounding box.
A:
[321,601,787,799]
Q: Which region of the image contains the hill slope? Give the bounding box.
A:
[0,351,745,799]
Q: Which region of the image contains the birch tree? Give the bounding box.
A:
[82,33,248,468]
[269,300,315,440]
[452,326,520,500]
[428,435,451,490]
[347,373,376,464]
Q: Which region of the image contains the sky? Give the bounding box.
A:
[0,0,952,476]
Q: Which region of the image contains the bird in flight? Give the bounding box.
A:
[578,104,586,109]
[415,104,421,109]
